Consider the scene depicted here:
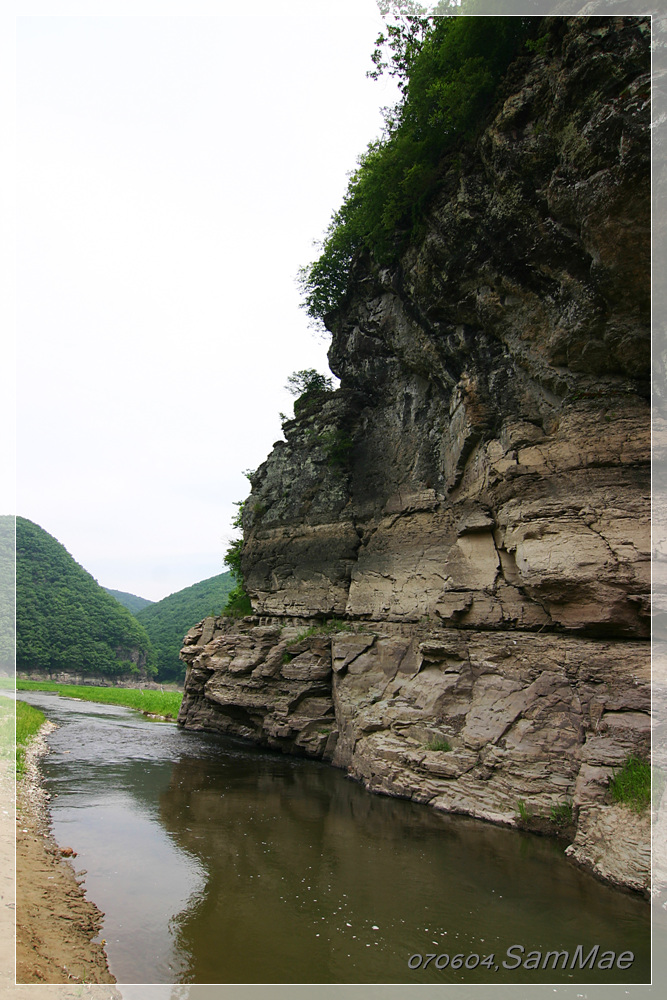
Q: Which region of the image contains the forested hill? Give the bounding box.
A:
[16,517,156,679]
[136,572,234,682]
[104,588,153,615]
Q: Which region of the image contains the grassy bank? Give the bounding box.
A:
[16,700,46,776]
[16,679,182,720]
[609,755,651,812]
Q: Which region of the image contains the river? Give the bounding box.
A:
[19,691,650,985]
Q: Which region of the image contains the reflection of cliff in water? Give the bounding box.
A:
[159,743,650,985]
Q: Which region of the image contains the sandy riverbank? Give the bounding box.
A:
[14,722,116,985]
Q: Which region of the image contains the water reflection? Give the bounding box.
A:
[21,692,650,985]
[160,744,649,984]
[22,693,207,982]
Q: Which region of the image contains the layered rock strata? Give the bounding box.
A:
[179,16,651,895]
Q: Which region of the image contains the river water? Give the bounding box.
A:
[20,691,650,985]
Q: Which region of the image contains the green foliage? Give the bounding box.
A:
[516,798,533,823]
[224,538,243,581]
[104,588,154,615]
[368,15,432,97]
[307,427,354,469]
[222,501,253,617]
[321,430,354,468]
[300,15,537,322]
[223,585,253,617]
[16,679,183,720]
[288,618,354,645]
[426,737,452,752]
[136,572,235,682]
[16,517,156,679]
[525,33,549,56]
[609,755,651,813]
[223,502,244,578]
[549,801,574,827]
[286,369,335,418]
[286,369,334,397]
[514,798,575,834]
[16,699,45,776]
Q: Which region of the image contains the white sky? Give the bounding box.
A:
[11,1,400,602]
[6,0,651,606]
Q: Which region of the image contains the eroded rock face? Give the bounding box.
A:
[179,16,650,896]
[180,616,651,895]
[179,619,336,757]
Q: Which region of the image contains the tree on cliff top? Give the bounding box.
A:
[286,368,335,418]
[299,15,539,323]
[285,369,334,397]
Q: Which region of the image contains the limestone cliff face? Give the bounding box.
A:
[179,16,651,895]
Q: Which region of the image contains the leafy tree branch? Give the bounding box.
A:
[299,15,540,324]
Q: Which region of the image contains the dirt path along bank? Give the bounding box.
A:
[14,722,116,985]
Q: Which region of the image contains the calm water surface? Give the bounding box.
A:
[21,692,650,985]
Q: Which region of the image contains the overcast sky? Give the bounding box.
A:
[13,1,401,602]
[7,0,656,607]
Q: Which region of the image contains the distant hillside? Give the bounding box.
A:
[136,572,234,682]
[105,588,154,615]
[17,517,156,679]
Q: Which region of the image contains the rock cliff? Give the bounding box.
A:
[179,16,651,895]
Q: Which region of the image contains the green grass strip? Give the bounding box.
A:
[16,679,182,720]
[16,699,45,776]
[0,676,15,689]
[609,755,651,812]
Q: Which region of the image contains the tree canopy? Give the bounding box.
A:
[222,502,253,618]
[299,15,539,323]
[285,369,334,397]
[104,588,154,615]
[284,368,336,419]
[135,572,235,682]
[16,517,156,678]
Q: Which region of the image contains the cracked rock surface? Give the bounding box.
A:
[179,16,650,896]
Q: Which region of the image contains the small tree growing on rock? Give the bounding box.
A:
[223,501,252,617]
[285,369,334,397]
[286,369,335,417]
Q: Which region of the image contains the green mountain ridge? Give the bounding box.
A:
[135,572,235,682]
[104,588,154,615]
[17,517,156,679]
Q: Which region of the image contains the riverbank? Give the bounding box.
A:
[16,679,182,720]
[15,721,116,984]
[17,686,651,982]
